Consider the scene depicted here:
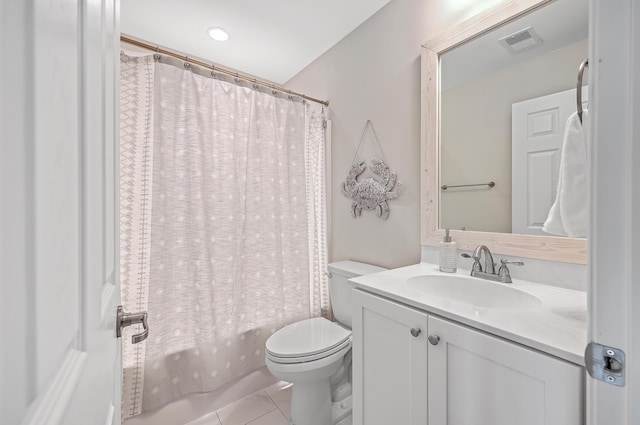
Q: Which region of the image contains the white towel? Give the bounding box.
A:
[542,110,588,238]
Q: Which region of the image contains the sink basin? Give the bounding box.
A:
[407,275,542,310]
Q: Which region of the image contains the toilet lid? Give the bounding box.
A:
[266,317,351,359]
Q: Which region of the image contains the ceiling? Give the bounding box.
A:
[121,0,391,85]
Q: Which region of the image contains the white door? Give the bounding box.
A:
[588,0,640,424]
[511,87,588,235]
[0,1,123,424]
[352,290,428,425]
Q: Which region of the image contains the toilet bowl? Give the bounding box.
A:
[266,317,352,425]
[265,261,387,425]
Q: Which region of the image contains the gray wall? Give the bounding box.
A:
[287,0,476,268]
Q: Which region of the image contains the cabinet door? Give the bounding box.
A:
[428,316,584,425]
[352,290,428,425]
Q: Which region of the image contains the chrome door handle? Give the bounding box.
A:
[116,305,149,344]
[428,335,440,345]
[410,328,422,337]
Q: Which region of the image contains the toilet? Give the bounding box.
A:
[265,260,387,425]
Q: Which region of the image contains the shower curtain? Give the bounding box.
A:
[120,53,329,417]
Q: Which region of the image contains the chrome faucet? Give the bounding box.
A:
[473,245,495,275]
[462,245,524,283]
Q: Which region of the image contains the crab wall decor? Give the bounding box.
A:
[341,158,400,220]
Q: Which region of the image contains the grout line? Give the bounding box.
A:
[264,390,278,408]
[199,386,285,425]
[277,407,291,424]
[264,385,292,421]
[244,406,279,425]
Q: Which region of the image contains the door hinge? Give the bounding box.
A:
[585,342,625,387]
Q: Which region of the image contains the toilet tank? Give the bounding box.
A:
[327,260,387,329]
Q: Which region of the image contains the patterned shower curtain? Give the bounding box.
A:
[119,52,329,417]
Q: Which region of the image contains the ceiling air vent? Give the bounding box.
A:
[498,27,543,53]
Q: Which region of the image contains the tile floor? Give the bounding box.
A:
[185,381,352,425]
[185,381,292,425]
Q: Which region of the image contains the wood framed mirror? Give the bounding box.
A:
[420,0,587,264]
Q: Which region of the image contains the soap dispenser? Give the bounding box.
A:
[439,228,457,273]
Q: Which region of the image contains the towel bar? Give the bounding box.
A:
[441,181,495,190]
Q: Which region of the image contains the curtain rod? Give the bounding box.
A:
[120,35,329,107]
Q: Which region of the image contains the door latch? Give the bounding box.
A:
[116,305,149,344]
[585,342,625,387]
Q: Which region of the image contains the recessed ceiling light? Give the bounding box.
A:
[208,27,229,42]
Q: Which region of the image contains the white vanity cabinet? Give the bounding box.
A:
[352,289,585,425]
[428,315,584,425]
[352,289,428,425]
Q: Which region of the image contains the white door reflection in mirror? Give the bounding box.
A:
[512,87,588,236]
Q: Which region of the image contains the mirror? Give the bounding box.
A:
[421,0,588,264]
[440,0,587,235]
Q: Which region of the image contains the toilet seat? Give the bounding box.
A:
[267,337,351,364]
[266,317,352,364]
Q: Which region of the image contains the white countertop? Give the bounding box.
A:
[350,262,587,366]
